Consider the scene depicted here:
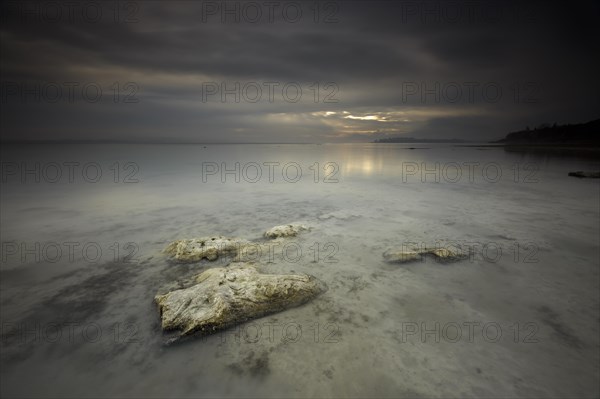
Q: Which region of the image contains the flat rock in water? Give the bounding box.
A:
[568,171,600,178]
[383,247,467,264]
[427,248,467,262]
[155,263,325,340]
[383,250,422,263]
[264,224,310,239]
[317,210,362,221]
[164,236,250,262]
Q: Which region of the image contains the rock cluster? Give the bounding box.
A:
[164,223,311,263]
[157,222,470,343]
[157,223,320,341]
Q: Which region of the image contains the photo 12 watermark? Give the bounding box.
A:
[200,81,339,104]
[213,320,340,344]
[198,1,340,24]
[1,241,140,264]
[201,161,339,183]
[1,161,140,184]
[0,81,140,104]
[384,240,540,264]
[1,1,140,24]
[394,1,536,25]
[399,162,539,183]
[400,81,541,104]
[1,321,141,345]
[235,240,339,264]
[394,321,540,344]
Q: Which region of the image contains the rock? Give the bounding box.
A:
[568,171,600,178]
[383,250,422,263]
[317,210,362,221]
[164,224,310,262]
[426,247,467,262]
[383,246,467,264]
[264,224,309,239]
[155,263,325,340]
[164,236,250,262]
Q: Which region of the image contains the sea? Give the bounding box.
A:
[1,143,598,398]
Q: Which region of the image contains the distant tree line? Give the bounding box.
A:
[496,118,600,145]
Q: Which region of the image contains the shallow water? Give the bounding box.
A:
[1,143,599,398]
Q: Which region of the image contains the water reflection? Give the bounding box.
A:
[503,145,600,160]
[328,143,427,178]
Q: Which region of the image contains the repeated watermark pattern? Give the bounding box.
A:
[200,82,339,103]
[1,322,140,344]
[197,1,340,24]
[395,321,540,343]
[399,162,539,183]
[213,321,340,344]
[0,81,140,104]
[1,162,140,183]
[391,1,536,25]
[234,241,339,264]
[390,240,540,264]
[400,81,541,104]
[201,161,339,183]
[1,1,140,24]
[1,242,140,264]
[0,320,340,345]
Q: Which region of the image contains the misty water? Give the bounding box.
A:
[1,143,598,398]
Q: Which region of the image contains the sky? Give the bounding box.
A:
[1,0,599,143]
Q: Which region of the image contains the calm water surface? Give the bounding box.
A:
[1,143,598,398]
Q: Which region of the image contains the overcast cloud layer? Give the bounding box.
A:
[1,0,599,143]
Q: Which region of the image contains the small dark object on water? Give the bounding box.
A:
[568,171,600,178]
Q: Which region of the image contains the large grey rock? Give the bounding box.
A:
[384,246,467,264]
[164,236,251,262]
[155,263,325,339]
[264,224,310,239]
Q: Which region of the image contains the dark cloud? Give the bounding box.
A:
[1,0,599,142]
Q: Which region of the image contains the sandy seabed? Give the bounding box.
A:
[1,143,598,398]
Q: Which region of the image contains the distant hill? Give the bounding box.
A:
[373,137,465,143]
[496,119,600,145]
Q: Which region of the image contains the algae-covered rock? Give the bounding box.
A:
[264,224,310,239]
[164,236,250,262]
[383,246,467,264]
[155,263,325,339]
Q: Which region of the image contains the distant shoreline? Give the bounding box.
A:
[372,138,466,144]
[458,143,599,149]
[492,118,600,146]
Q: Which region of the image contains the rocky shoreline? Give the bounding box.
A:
[156,223,470,344]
